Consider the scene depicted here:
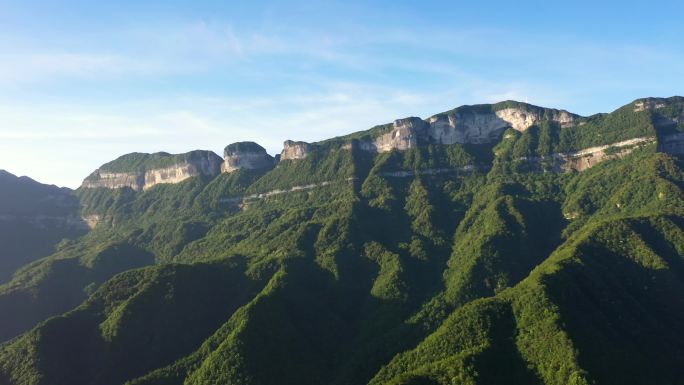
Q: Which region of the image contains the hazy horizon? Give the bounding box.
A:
[1,0,683,188]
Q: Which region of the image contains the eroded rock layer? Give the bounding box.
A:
[281,140,313,160]
[366,105,578,152]
[81,151,222,191]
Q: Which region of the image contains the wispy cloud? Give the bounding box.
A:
[1,12,683,188]
[3,19,682,92]
[0,53,154,83]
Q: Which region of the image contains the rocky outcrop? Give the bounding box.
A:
[221,142,274,173]
[494,108,576,131]
[634,99,667,112]
[557,137,655,171]
[143,158,221,189]
[274,103,580,157]
[82,214,101,229]
[368,118,426,152]
[281,140,313,160]
[426,111,508,144]
[81,171,144,190]
[81,151,222,191]
[362,106,578,153]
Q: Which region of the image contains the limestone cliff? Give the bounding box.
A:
[358,102,579,153]
[81,98,684,180]
[280,140,313,160]
[143,158,221,189]
[370,117,425,152]
[221,142,275,173]
[634,98,668,112]
[81,150,222,191]
[81,171,145,190]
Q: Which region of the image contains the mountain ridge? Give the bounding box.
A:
[0,170,86,283]
[0,95,683,385]
[79,96,683,192]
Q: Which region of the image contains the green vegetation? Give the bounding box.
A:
[0,171,86,283]
[556,105,655,152]
[431,100,578,121]
[0,97,683,385]
[224,141,268,154]
[319,123,395,146]
[0,259,260,385]
[0,236,154,342]
[648,96,684,135]
[246,147,357,192]
[86,150,221,177]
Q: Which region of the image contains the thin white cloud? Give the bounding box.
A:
[0,53,167,83]
[1,18,682,188]
[2,20,682,91]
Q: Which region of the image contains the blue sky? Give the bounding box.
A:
[1,0,683,187]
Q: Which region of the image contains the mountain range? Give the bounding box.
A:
[1,96,683,385]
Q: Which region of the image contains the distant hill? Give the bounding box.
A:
[0,170,86,283]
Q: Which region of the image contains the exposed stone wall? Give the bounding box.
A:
[142,158,221,190]
[221,142,274,173]
[360,107,578,153]
[81,171,144,191]
[634,100,667,112]
[495,108,576,131]
[371,118,426,151]
[426,112,508,144]
[81,152,222,191]
[281,140,313,160]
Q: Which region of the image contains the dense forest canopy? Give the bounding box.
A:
[1,97,683,385]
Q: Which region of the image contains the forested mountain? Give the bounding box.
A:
[0,170,86,283]
[1,97,683,385]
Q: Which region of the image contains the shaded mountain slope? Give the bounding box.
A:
[0,170,86,283]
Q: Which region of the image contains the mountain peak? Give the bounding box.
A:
[222,142,275,173]
[224,141,268,156]
[281,140,314,160]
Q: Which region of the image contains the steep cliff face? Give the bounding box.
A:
[494,107,577,130]
[360,104,579,153]
[81,150,222,191]
[367,117,426,152]
[281,140,313,160]
[81,171,144,190]
[426,111,507,144]
[143,159,221,190]
[221,142,275,173]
